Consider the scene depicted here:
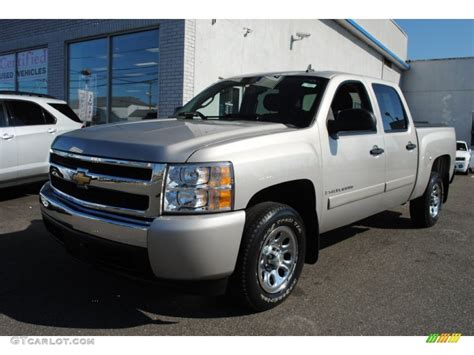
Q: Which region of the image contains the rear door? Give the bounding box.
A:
[0,101,18,183]
[5,100,57,179]
[371,84,418,208]
[319,80,386,232]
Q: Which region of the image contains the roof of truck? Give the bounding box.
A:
[226,70,381,81]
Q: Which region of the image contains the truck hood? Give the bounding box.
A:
[53,118,291,163]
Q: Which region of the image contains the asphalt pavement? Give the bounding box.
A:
[0,175,472,335]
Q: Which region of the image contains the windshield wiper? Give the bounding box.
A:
[218,113,258,121]
[175,111,208,120]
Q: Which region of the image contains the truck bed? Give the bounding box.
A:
[411,126,456,200]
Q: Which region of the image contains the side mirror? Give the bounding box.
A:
[327,108,376,138]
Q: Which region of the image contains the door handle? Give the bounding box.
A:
[370,146,384,156]
[47,128,57,134]
[1,133,15,140]
[406,142,417,150]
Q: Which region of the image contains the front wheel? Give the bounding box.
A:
[229,202,306,312]
[410,171,443,228]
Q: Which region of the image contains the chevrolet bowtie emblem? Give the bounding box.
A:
[72,171,92,186]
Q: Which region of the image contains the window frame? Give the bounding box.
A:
[65,25,160,125]
[371,83,409,134]
[4,99,57,127]
[328,80,377,137]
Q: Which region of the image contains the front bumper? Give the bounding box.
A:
[40,182,246,281]
[454,162,468,172]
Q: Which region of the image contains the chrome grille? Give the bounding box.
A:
[49,149,166,218]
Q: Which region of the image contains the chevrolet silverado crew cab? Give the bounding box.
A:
[39,71,456,311]
[0,92,83,188]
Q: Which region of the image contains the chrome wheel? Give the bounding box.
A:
[257,225,298,294]
[429,183,441,218]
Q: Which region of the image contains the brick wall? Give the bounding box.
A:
[0,19,187,118]
[182,20,196,105]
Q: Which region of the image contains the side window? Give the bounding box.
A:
[48,103,82,123]
[331,81,372,115]
[6,100,52,126]
[372,84,408,132]
[329,81,374,132]
[0,102,7,127]
[42,109,56,125]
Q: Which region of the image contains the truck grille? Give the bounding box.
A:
[50,153,152,180]
[49,149,166,218]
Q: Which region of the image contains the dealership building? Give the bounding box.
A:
[0,19,472,144]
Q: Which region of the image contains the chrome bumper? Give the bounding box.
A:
[40,182,246,280]
[40,182,148,247]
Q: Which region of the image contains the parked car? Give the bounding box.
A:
[454,140,471,174]
[0,92,83,188]
[39,71,456,311]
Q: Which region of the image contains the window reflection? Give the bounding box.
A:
[68,38,108,124]
[110,30,159,123]
[68,29,159,125]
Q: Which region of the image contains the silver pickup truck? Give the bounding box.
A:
[40,71,456,311]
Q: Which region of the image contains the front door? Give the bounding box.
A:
[6,100,57,179]
[319,80,386,233]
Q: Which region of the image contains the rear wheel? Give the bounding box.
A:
[410,172,443,228]
[229,202,306,312]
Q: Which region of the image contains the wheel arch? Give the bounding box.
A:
[246,179,319,264]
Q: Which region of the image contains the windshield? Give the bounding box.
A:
[457,142,467,151]
[176,75,328,128]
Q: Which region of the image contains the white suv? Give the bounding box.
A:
[0,92,83,188]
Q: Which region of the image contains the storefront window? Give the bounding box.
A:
[67,29,159,125]
[68,38,108,124]
[17,48,48,94]
[0,49,48,93]
[110,30,159,123]
[0,54,16,91]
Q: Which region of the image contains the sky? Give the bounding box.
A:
[395,20,474,60]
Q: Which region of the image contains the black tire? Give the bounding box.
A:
[229,202,306,312]
[410,172,443,228]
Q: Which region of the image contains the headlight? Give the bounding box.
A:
[163,162,234,213]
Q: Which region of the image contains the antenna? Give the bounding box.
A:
[306,64,314,72]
